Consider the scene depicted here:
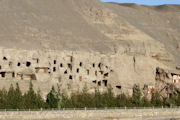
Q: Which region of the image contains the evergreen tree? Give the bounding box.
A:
[23,81,42,109]
[116,93,132,107]
[14,83,23,109]
[2,82,180,109]
[131,85,142,106]
[102,86,116,107]
[94,89,102,107]
[36,89,46,108]
[0,88,8,109]
[175,92,180,106]
[7,84,16,109]
[80,85,94,108]
[59,92,72,108]
[141,96,152,107]
[151,92,163,107]
[46,86,59,108]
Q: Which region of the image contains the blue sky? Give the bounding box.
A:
[101,0,180,5]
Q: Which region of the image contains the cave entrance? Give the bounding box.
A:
[26,61,31,67]
[104,73,109,78]
[102,80,108,87]
[54,60,57,64]
[64,70,67,74]
[87,70,89,75]
[77,68,79,73]
[98,81,101,86]
[116,85,122,89]
[69,75,72,80]
[68,64,72,71]
[93,63,95,68]
[53,67,56,72]
[17,62,21,66]
[79,62,83,67]
[92,80,97,84]
[98,63,102,69]
[0,72,5,78]
[3,57,7,61]
[60,63,63,68]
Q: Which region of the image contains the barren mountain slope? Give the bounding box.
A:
[0,0,115,52]
[0,0,178,58]
[105,3,180,65]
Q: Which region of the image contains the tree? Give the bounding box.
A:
[131,85,142,106]
[102,86,116,107]
[141,96,152,107]
[94,88,102,107]
[0,88,8,109]
[175,91,180,106]
[46,86,59,108]
[36,89,46,108]
[116,93,132,107]
[151,92,163,107]
[58,92,72,108]
[23,81,44,109]
[14,83,23,109]
[7,84,16,109]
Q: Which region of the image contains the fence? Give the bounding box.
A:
[0,106,180,111]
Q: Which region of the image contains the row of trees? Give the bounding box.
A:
[0,82,45,109]
[0,82,180,109]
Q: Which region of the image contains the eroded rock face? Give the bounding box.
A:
[155,67,177,98]
[0,47,172,97]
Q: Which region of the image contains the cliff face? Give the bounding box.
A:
[0,0,179,95]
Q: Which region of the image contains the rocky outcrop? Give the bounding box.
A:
[155,67,178,98]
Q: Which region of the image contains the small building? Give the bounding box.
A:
[66,56,73,62]
[35,67,50,73]
[172,73,180,84]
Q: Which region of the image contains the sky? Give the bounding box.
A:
[101,0,180,5]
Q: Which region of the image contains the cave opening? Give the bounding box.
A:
[54,60,56,64]
[116,85,122,89]
[69,75,72,80]
[17,62,21,66]
[3,57,7,61]
[26,61,31,67]
[98,81,101,86]
[77,68,79,73]
[53,67,56,72]
[60,63,63,68]
[79,62,83,67]
[103,80,108,87]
